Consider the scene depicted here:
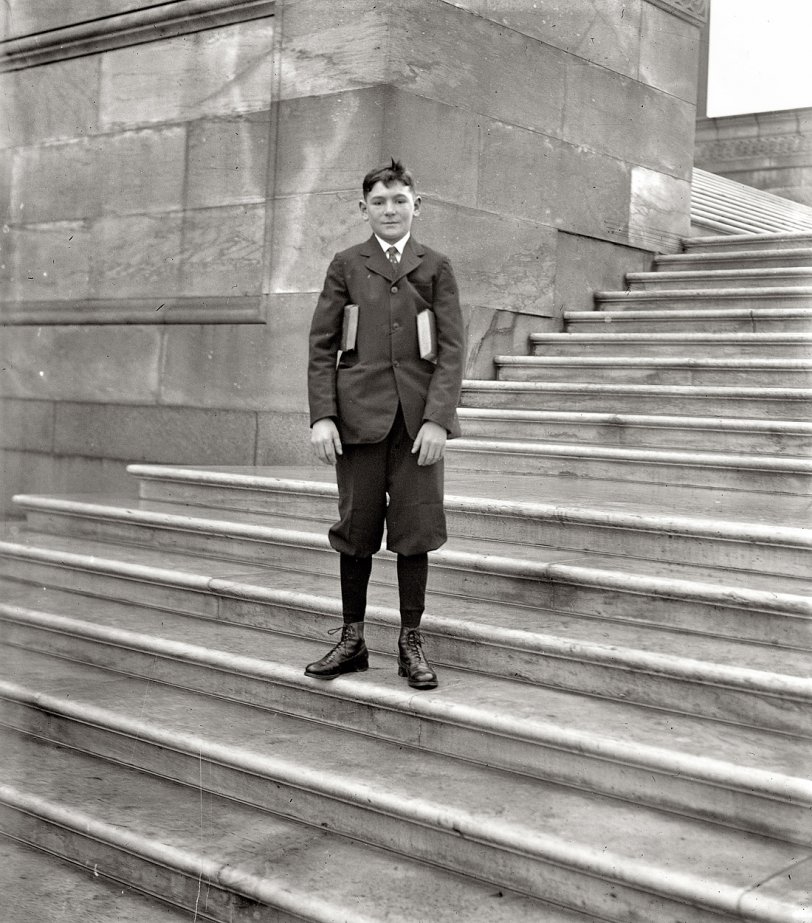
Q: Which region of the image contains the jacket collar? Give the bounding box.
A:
[361,235,425,282]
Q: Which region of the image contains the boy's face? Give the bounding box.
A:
[359,180,421,243]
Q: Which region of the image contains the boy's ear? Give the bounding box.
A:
[359,199,369,220]
[413,195,421,216]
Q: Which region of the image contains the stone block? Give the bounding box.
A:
[463,304,557,379]
[381,92,481,207]
[0,57,101,149]
[91,213,183,298]
[274,89,386,198]
[1,221,93,302]
[0,450,56,516]
[0,398,54,452]
[639,2,700,103]
[256,410,313,466]
[628,166,691,253]
[179,204,266,297]
[277,0,389,101]
[0,150,13,222]
[186,114,272,210]
[554,231,652,313]
[0,326,162,402]
[269,192,365,294]
[99,19,274,129]
[563,57,694,178]
[390,2,567,139]
[452,0,643,80]
[53,402,258,465]
[10,128,186,223]
[420,199,558,317]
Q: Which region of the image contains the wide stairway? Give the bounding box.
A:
[1,232,811,922]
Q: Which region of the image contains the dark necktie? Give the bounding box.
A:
[386,246,399,267]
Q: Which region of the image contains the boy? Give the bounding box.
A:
[306,159,465,690]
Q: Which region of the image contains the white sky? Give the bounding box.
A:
[707,0,812,117]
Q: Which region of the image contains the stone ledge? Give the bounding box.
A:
[0,0,275,72]
[644,0,707,26]
[0,296,265,325]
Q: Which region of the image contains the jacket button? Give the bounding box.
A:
[393,360,400,367]
[391,286,398,293]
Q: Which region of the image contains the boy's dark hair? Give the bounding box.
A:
[362,158,416,198]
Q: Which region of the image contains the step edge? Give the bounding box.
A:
[2,619,810,801]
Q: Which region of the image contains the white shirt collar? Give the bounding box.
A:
[374,233,410,255]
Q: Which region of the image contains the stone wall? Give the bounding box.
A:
[0,0,705,513]
[695,108,812,207]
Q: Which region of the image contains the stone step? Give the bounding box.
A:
[564,307,812,333]
[529,331,812,359]
[494,355,812,388]
[0,837,192,923]
[626,268,812,290]
[462,380,812,420]
[458,407,812,455]
[593,287,812,312]
[2,596,808,844]
[446,438,812,495]
[13,482,812,586]
[1,666,808,922]
[1,531,809,728]
[683,232,812,253]
[0,732,570,923]
[656,248,812,271]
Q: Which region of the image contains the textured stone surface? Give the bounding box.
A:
[256,410,314,465]
[464,305,557,379]
[274,89,386,196]
[10,129,187,223]
[0,326,162,402]
[639,2,700,102]
[0,1,166,37]
[186,114,272,210]
[628,166,691,253]
[159,295,311,412]
[0,222,93,302]
[53,403,258,465]
[554,232,652,313]
[0,57,102,149]
[450,0,643,80]
[179,204,266,297]
[0,398,54,452]
[99,20,274,128]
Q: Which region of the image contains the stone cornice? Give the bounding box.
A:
[695,109,812,164]
[0,0,275,72]
[0,296,266,325]
[644,0,708,26]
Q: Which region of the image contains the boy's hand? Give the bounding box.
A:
[311,418,343,465]
[412,421,447,466]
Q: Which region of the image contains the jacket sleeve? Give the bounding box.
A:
[423,256,465,434]
[308,253,347,427]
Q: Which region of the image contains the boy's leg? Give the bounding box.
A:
[306,440,386,679]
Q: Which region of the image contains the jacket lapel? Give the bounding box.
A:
[394,236,424,281]
[362,235,425,282]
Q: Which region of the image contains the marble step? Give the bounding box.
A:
[656,248,812,271]
[0,733,571,923]
[2,602,810,844]
[17,483,812,580]
[627,268,812,290]
[0,838,192,923]
[1,669,809,922]
[458,407,812,455]
[445,438,812,496]
[529,332,812,359]
[564,307,812,333]
[593,287,812,313]
[1,531,809,728]
[493,355,812,388]
[461,379,812,419]
[683,232,812,253]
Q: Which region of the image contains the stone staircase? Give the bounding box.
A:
[1,232,811,922]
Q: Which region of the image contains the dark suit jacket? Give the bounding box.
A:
[308,235,465,444]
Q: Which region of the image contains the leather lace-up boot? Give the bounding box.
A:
[397,628,438,689]
[305,622,368,679]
